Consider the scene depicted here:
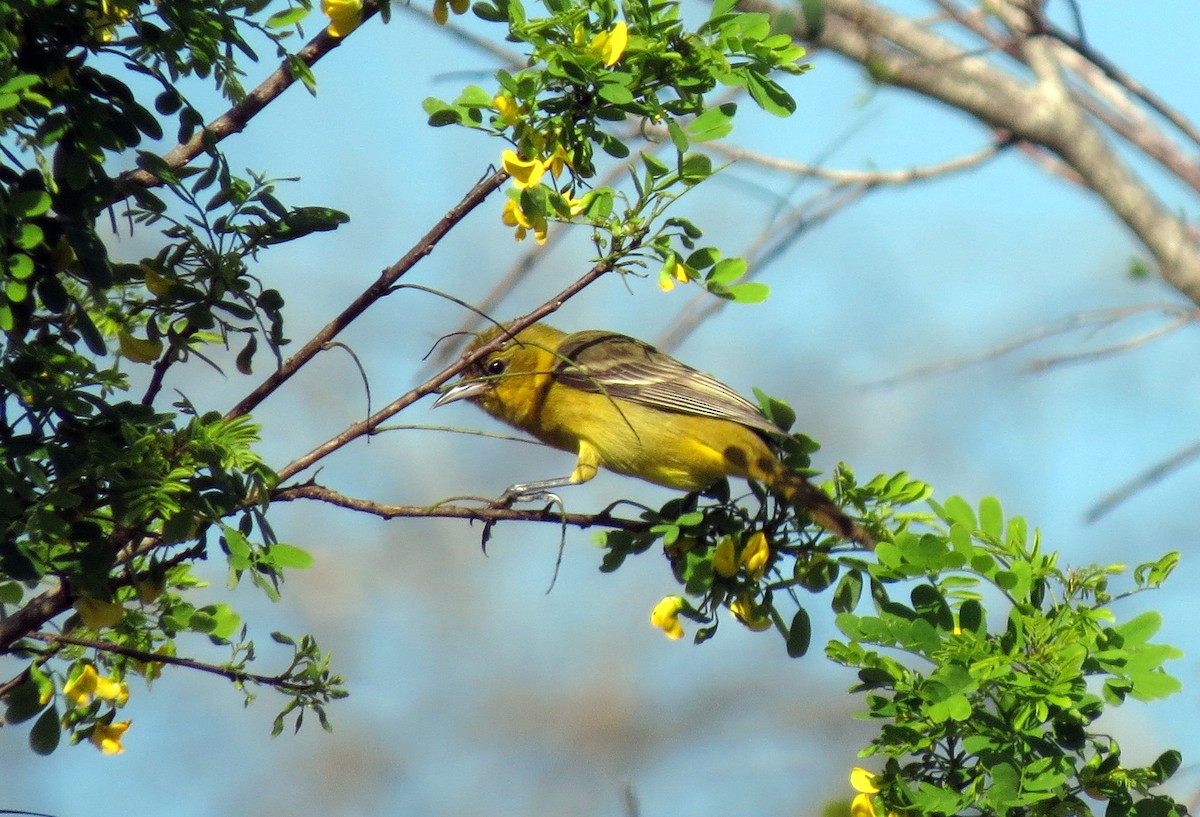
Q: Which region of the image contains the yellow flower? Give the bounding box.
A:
[501,199,547,244]
[94,674,130,706]
[850,767,881,794]
[64,665,129,708]
[562,191,591,218]
[590,21,629,66]
[501,149,547,190]
[741,531,770,580]
[63,665,100,708]
[712,536,737,578]
[547,143,572,179]
[658,259,691,292]
[93,0,132,42]
[851,792,877,817]
[90,720,131,755]
[650,596,686,640]
[321,0,363,37]
[728,594,772,632]
[493,95,521,127]
[74,597,124,629]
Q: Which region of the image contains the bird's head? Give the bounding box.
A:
[432,322,567,424]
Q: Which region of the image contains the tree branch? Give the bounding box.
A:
[113,1,386,196]
[271,482,651,532]
[225,169,508,421]
[755,0,1200,305]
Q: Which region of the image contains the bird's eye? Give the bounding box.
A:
[486,359,506,376]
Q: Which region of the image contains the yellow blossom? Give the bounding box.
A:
[501,199,547,244]
[850,767,880,794]
[650,596,686,640]
[851,792,877,817]
[74,597,124,629]
[547,143,572,179]
[562,191,592,218]
[741,531,770,579]
[728,594,772,632]
[93,0,132,42]
[590,21,629,67]
[90,720,131,755]
[94,674,130,706]
[63,665,100,708]
[501,149,547,190]
[658,259,691,292]
[64,665,129,708]
[493,95,521,127]
[321,0,363,37]
[712,537,737,578]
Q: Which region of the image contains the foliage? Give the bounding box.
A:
[1,0,346,753]
[0,4,1190,817]
[599,398,1186,817]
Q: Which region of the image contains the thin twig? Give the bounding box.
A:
[706,137,1010,185]
[866,302,1198,389]
[26,633,322,694]
[114,0,386,196]
[225,170,508,420]
[273,239,636,483]
[1087,439,1200,523]
[271,482,650,532]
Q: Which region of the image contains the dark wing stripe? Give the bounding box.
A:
[553,330,783,437]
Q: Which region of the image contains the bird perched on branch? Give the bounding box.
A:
[434,322,873,547]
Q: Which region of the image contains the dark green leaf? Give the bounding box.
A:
[30,705,61,755]
[786,608,811,657]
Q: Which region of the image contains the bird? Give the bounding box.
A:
[433,321,873,546]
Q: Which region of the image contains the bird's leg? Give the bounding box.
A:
[495,475,574,506]
[496,444,601,506]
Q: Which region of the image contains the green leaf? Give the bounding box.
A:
[267,6,309,27]
[743,69,796,116]
[269,543,314,569]
[786,608,811,657]
[941,495,977,530]
[8,190,51,218]
[726,282,771,303]
[686,103,737,142]
[422,97,462,127]
[455,85,494,108]
[679,152,712,185]
[667,120,689,154]
[978,496,1003,538]
[707,256,748,285]
[30,705,61,756]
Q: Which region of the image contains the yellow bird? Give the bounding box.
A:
[434,322,873,546]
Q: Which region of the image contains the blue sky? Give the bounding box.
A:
[5,2,1200,815]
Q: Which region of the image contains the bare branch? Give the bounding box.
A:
[706,137,1011,185]
[1087,439,1200,523]
[273,238,636,483]
[866,302,1198,389]
[757,0,1200,306]
[26,633,323,694]
[271,483,650,532]
[114,1,386,195]
[225,170,508,421]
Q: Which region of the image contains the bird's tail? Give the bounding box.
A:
[755,459,875,548]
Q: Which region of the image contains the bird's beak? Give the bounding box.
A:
[432,380,487,408]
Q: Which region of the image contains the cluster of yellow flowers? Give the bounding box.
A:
[850,767,896,817]
[63,665,132,754]
[321,0,364,37]
[494,20,628,243]
[650,532,775,639]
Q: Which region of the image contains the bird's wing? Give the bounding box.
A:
[553,330,783,437]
